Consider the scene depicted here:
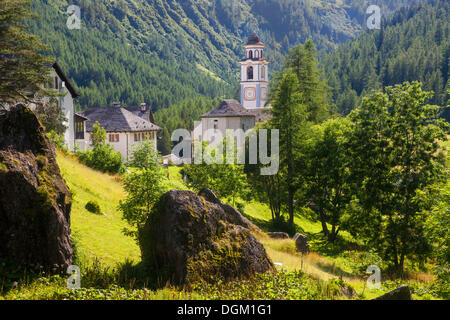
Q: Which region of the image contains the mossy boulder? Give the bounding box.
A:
[0,105,72,272]
[139,189,274,286]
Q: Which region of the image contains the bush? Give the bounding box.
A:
[77,144,125,174]
[47,131,69,153]
[235,201,245,215]
[85,200,101,215]
[341,250,385,277]
[430,265,449,299]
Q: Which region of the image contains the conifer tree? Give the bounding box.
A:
[0,0,53,108]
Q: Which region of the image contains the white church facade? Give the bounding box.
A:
[192,33,271,146]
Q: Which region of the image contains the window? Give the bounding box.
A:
[214,119,218,130]
[54,77,59,90]
[255,50,259,59]
[261,66,266,80]
[248,50,253,59]
[134,133,141,142]
[75,121,84,140]
[247,66,253,80]
[109,134,119,143]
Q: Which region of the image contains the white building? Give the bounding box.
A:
[30,62,82,151]
[192,33,271,148]
[77,103,161,161]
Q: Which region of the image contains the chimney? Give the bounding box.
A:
[140,103,147,112]
[112,101,121,108]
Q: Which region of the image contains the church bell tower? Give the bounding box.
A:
[240,33,269,109]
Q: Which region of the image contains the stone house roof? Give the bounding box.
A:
[201,99,271,123]
[79,107,161,133]
[51,62,80,99]
[124,105,155,124]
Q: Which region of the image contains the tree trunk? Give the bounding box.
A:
[319,208,330,239]
[328,224,339,242]
[288,189,294,225]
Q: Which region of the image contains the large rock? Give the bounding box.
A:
[139,189,274,286]
[0,105,72,272]
[293,233,310,254]
[373,285,413,300]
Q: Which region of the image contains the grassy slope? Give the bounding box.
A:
[56,151,140,266]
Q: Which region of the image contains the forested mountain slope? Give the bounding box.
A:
[29,0,420,111]
[322,0,449,118]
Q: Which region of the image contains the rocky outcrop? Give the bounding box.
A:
[373,285,413,300]
[0,105,72,272]
[139,189,274,286]
[293,233,310,254]
[267,232,289,239]
[197,189,261,233]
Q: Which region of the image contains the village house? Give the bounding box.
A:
[29,61,83,152]
[77,102,161,160]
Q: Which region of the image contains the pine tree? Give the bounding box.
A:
[0,0,53,108]
[269,71,308,225]
[283,39,330,123]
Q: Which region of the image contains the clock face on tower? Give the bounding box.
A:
[261,87,268,100]
[244,87,256,101]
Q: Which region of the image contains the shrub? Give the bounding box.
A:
[47,131,69,153]
[78,144,125,174]
[235,201,245,215]
[85,200,101,215]
[341,250,385,277]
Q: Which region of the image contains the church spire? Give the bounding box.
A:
[239,33,269,109]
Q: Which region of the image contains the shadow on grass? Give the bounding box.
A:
[80,258,177,291]
[242,212,308,237]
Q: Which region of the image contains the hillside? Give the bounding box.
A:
[322,0,449,118]
[29,0,421,110]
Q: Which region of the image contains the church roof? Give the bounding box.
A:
[249,108,272,122]
[201,100,255,118]
[201,100,272,122]
[79,107,161,133]
[246,33,264,45]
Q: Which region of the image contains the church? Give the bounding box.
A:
[192,33,271,145]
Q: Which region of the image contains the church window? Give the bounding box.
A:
[248,50,253,59]
[247,66,254,80]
